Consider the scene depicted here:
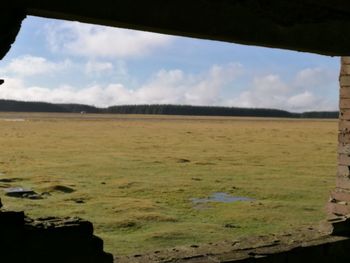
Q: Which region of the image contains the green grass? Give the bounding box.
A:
[0,113,337,255]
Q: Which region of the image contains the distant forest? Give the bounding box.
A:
[0,99,339,119]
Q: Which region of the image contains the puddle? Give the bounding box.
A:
[4,187,43,200]
[48,185,75,193]
[191,192,254,204]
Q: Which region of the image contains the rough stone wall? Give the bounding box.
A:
[0,208,113,263]
[326,57,350,234]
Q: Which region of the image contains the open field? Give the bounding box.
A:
[0,112,337,256]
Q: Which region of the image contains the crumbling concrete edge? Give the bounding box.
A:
[115,227,350,263]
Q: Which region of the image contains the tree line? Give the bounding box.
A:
[0,99,339,119]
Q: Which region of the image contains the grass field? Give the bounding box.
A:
[0,112,337,256]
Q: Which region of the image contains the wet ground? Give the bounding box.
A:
[191,192,254,204]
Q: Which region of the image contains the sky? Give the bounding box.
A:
[0,16,341,112]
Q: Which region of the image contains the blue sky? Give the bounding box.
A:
[0,16,340,112]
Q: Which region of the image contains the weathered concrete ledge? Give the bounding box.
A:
[115,226,350,263]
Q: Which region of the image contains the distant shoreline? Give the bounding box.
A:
[0,99,339,119]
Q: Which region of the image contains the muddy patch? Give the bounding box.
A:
[191,177,202,181]
[64,196,88,204]
[195,162,216,166]
[118,181,139,189]
[115,219,142,230]
[71,198,85,204]
[177,158,191,163]
[48,185,76,193]
[0,178,23,183]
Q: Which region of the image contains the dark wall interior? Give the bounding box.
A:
[0,209,113,263]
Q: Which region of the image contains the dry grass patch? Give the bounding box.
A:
[0,113,337,255]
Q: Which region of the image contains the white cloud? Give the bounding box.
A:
[133,63,243,105]
[85,61,114,74]
[294,67,334,89]
[229,67,337,112]
[185,64,242,105]
[46,21,172,58]
[228,75,290,110]
[84,60,128,78]
[0,55,71,76]
[0,63,242,107]
[134,69,186,104]
[286,91,318,110]
[0,55,337,112]
[0,77,125,106]
[253,74,289,94]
